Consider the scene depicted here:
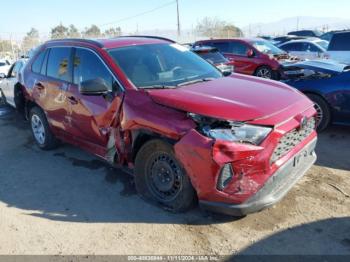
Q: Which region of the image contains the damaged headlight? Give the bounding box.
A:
[188,113,272,145]
[204,124,271,145]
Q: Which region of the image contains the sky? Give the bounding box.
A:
[1,0,350,40]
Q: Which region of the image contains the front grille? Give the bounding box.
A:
[271,117,316,164]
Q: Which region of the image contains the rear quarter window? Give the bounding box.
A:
[31,51,46,74]
[328,33,350,51]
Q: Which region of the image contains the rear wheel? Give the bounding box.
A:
[134,139,196,212]
[29,107,58,150]
[255,66,273,79]
[306,94,331,131]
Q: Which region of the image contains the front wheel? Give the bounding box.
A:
[255,66,273,79]
[134,139,196,212]
[306,94,331,131]
[29,107,58,150]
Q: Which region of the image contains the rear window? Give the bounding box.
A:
[329,33,350,51]
[0,62,5,67]
[31,51,46,74]
[196,51,227,64]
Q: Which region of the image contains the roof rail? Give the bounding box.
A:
[45,38,104,48]
[120,35,176,43]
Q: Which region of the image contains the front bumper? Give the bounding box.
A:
[199,138,317,216]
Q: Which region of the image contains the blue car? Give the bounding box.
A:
[282,60,350,131]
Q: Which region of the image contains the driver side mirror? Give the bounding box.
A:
[79,78,109,96]
[247,49,255,58]
[0,73,6,79]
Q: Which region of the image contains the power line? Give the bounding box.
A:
[99,0,176,27]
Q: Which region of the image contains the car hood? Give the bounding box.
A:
[147,74,313,125]
[282,60,350,75]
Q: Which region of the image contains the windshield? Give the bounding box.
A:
[251,40,285,55]
[196,50,228,64]
[108,43,222,89]
[316,40,329,50]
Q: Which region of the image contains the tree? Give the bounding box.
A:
[68,24,80,38]
[196,17,243,38]
[83,25,101,38]
[22,28,40,52]
[51,23,69,39]
[104,27,122,38]
[0,40,13,53]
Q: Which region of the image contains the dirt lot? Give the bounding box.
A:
[0,105,349,256]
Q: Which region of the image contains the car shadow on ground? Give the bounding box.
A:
[0,106,238,225]
[0,105,348,225]
[227,217,350,259]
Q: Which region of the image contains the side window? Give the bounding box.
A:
[73,48,115,91]
[41,49,50,75]
[31,51,46,74]
[307,43,320,52]
[47,47,72,82]
[10,62,22,78]
[211,42,231,53]
[281,43,293,51]
[231,42,248,56]
[329,33,350,51]
[286,43,302,51]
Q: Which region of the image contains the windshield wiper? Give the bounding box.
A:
[141,85,177,89]
[176,78,215,87]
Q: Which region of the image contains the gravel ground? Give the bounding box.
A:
[0,105,349,256]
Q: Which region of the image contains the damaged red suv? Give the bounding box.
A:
[20,37,317,216]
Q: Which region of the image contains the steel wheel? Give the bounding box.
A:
[31,114,46,145]
[256,67,272,79]
[146,152,183,202]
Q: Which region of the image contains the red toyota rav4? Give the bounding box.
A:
[19,36,317,216]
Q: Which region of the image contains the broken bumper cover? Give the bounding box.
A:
[199,138,317,216]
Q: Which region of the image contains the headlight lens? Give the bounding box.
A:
[204,124,271,145]
[188,113,272,145]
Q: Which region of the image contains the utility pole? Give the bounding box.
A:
[176,0,181,39]
[297,17,300,30]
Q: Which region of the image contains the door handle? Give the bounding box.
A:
[67,96,79,105]
[35,82,45,90]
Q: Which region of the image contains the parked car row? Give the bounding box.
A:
[274,30,350,64]
[0,36,319,217]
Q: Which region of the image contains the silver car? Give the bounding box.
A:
[279,39,329,60]
[0,59,27,108]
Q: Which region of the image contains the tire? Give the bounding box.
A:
[306,94,331,132]
[29,107,58,150]
[134,139,197,213]
[255,66,273,79]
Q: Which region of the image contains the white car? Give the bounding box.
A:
[279,39,329,60]
[0,59,27,108]
[0,59,11,75]
[326,31,350,65]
